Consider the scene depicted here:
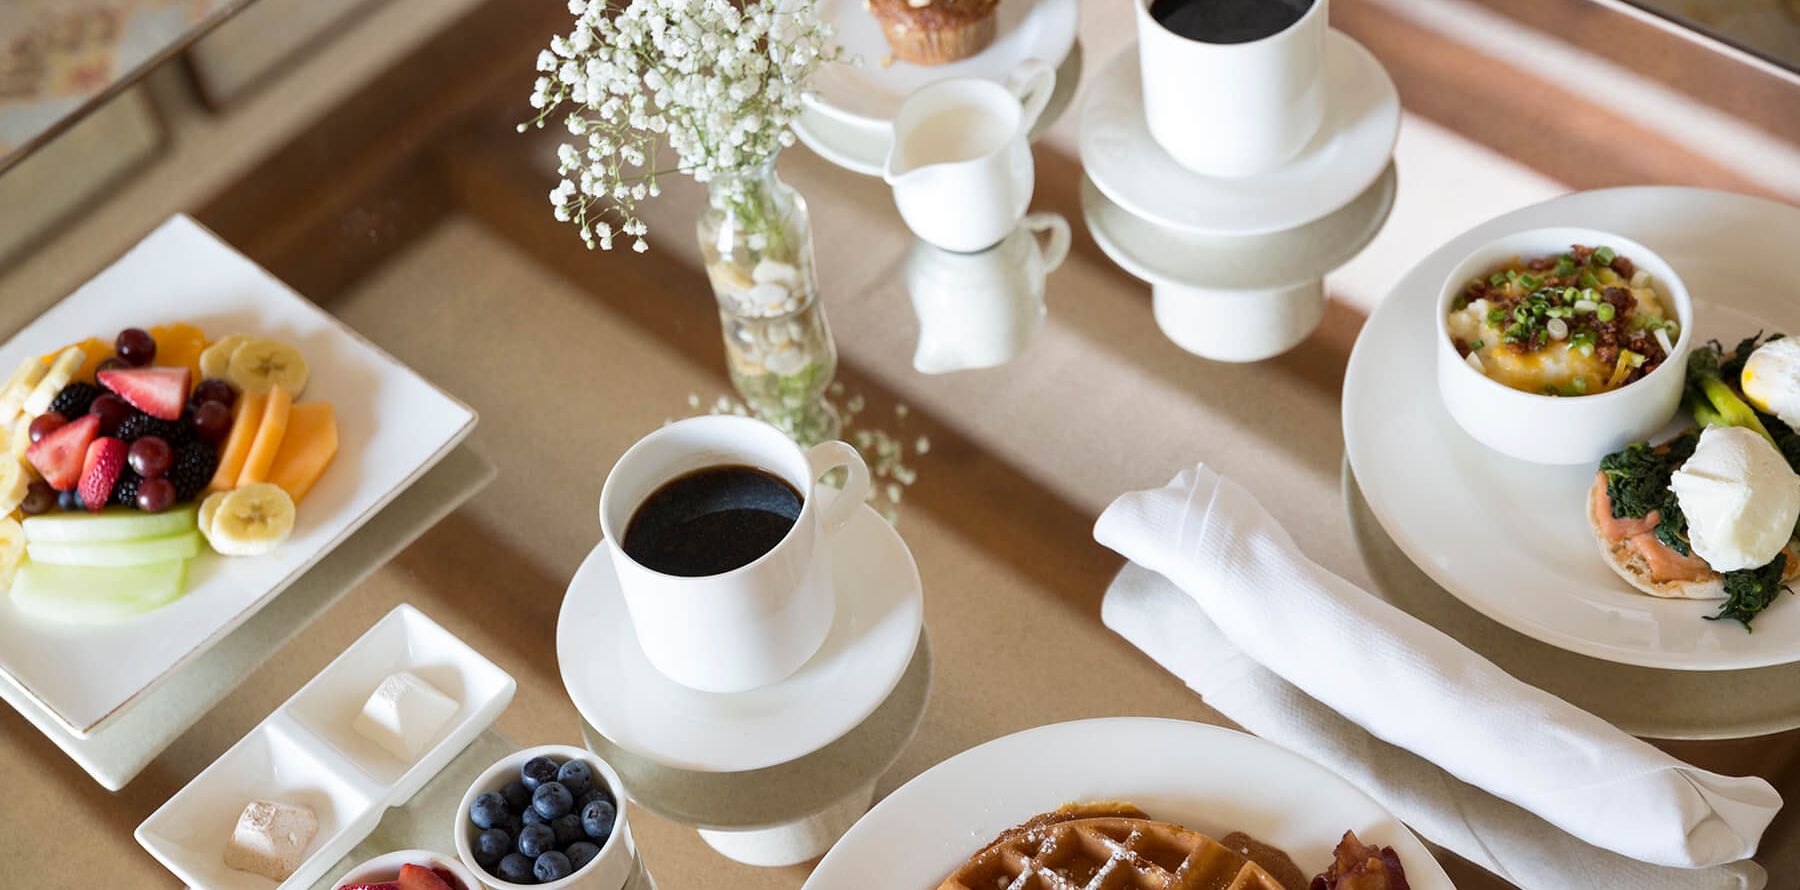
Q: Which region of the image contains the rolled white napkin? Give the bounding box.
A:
[1093,464,1782,872]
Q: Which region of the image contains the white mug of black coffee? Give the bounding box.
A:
[1137,0,1327,178]
[599,415,871,693]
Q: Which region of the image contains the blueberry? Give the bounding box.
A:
[501,779,532,813]
[475,828,512,867]
[517,822,557,859]
[532,781,574,819]
[520,756,560,790]
[521,806,549,826]
[555,760,594,796]
[575,786,613,810]
[496,852,536,884]
[566,841,601,872]
[550,812,583,848]
[581,798,616,841]
[533,851,573,883]
[470,790,510,830]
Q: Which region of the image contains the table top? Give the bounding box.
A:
[1,1,1799,889]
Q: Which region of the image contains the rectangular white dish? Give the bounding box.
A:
[0,214,476,737]
[136,604,515,890]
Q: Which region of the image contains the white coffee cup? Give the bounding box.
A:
[599,416,871,694]
[883,60,1056,253]
[1137,0,1328,178]
[907,212,1069,374]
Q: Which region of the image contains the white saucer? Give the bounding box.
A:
[805,718,1452,889]
[1344,187,1800,670]
[805,0,1078,127]
[1081,33,1399,237]
[556,502,924,772]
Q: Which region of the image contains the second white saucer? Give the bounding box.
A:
[557,501,924,773]
[1080,32,1399,237]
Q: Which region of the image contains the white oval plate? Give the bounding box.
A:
[805,718,1451,889]
[557,501,923,772]
[1080,33,1399,237]
[805,0,1078,127]
[1344,187,1800,670]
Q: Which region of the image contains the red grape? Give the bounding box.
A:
[115,328,156,366]
[95,356,129,376]
[129,436,172,478]
[88,394,131,436]
[19,480,55,515]
[193,379,235,409]
[135,477,176,513]
[192,400,232,441]
[27,412,66,444]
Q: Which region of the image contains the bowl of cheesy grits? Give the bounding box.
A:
[1436,227,1691,465]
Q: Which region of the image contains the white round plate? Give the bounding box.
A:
[1345,187,1800,670]
[805,718,1451,889]
[1080,32,1399,237]
[806,0,1078,126]
[557,502,924,772]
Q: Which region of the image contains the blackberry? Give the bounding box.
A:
[47,383,102,419]
[110,470,142,507]
[168,441,217,502]
[115,411,195,447]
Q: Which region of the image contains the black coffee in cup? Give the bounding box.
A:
[622,465,803,577]
[1149,0,1312,44]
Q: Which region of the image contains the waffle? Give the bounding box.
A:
[939,808,1291,890]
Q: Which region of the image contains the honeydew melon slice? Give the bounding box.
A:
[28,530,201,567]
[22,505,198,544]
[10,559,188,623]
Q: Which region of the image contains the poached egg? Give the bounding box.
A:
[1670,425,1800,572]
[1741,337,1800,428]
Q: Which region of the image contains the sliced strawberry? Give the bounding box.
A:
[397,864,453,890]
[78,437,126,512]
[431,868,464,890]
[25,413,100,491]
[97,366,189,421]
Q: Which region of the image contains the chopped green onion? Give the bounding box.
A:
[1596,303,1617,322]
[1572,377,1589,394]
[1470,339,1485,350]
[1562,287,1578,302]
[1630,269,1651,288]
[1579,270,1601,289]
[1654,326,1674,355]
[1487,307,1506,324]
[1555,256,1577,277]
[1489,272,1507,287]
[1574,299,1598,313]
[1506,269,1520,282]
[1625,350,1646,368]
[1547,318,1570,340]
[1594,246,1617,265]
[1520,274,1540,290]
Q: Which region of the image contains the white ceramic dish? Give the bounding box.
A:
[805,0,1077,127]
[557,500,923,773]
[804,718,1452,889]
[1080,33,1399,237]
[0,215,476,738]
[136,604,515,890]
[1344,186,1800,669]
[1435,227,1692,465]
[333,848,482,889]
[454,745,636,890]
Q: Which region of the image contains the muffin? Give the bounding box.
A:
[867,0,999,65]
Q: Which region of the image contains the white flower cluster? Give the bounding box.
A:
[525,0,839,251]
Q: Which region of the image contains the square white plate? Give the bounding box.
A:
[137,604,515,890]
[0,215,475,736]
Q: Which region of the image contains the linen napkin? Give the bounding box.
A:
[1093,464,1782,875]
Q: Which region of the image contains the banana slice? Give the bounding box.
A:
[0,460,27,517]
[197,490,228,545]
[0,356,48,422]
[21,346,85,418]
[0,516,24,589]
[226,338,308,398]
[199,333,249,380]
[208,483,294,556]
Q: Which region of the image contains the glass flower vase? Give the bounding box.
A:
[697,153,841,444]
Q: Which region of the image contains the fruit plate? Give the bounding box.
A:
[136,604,515,890]
[804,718,1452,889]
[0,215,476,736]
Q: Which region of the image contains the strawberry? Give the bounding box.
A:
[97,366,189,421]
[432,868,463,890]
[78,437,127,512]
[338,884,399,890]
[25,414,100,491]
[397,864,453,890]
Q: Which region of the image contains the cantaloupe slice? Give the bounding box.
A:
[236,385,291,488]
[40,337,113,383]
[149,322,207,391]
[266,403,337,503]
[210,390,267,493]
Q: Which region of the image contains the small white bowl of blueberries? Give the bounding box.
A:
[455,745,634,889]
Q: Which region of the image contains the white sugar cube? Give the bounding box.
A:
[223,799,317,881]
[352,671,459,761]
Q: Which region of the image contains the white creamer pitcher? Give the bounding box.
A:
[883,61,1055,253]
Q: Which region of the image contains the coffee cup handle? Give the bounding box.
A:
[805,440,871,536]
[1023,212,1070,274]
[1006,59,1056,136]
